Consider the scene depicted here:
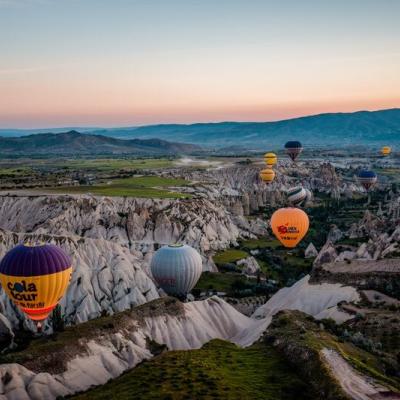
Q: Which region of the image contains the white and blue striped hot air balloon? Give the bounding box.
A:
[287,186,307,206]
[150,244,203,296]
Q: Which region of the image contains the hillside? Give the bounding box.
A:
[89,108,400,148]
[0,130,201,156]
[2,109,399,150]
[73,339,315,400]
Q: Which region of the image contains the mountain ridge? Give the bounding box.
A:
[1,108,399,150]
[0,130,201,156]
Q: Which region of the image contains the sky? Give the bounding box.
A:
[0,0,399,128]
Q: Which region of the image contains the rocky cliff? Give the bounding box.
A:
[0,297,269,400]
[0,193,268,329]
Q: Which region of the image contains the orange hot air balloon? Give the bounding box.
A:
[381,146,391,156]
[270,208,309,248]
[259,168,275,183]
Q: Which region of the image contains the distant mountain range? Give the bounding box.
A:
[1,108,399,151]
[0,130,201,156]
[0,127,100,138]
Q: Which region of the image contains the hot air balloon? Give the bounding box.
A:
[287,186,307,206]
[284,141,303,162]
[264,152,277,167]
[381,146,391,156]
[0,243,72,328]
[259,168,275,184]
[270,208,309,248]
[357,170,377,191]
[150,244,202,297]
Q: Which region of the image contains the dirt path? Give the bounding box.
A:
[321,348,400,400]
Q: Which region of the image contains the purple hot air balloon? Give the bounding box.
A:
[0,243,72,325]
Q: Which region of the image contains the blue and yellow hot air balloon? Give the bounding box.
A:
[0,243,72,327]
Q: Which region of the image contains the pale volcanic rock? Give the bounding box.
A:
[0,297,268,400]
[252,275,359,322]
[236,256,261,275]
[0,195,244,257]
[327,225,343,243]
[305,243,318,258]
[313,241,338,267]
[0,229,159,329]
[321,348,394,400]
[335,250,356,262]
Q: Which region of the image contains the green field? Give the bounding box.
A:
[49,176,190,198]
[47,158,175,171]
[213,249,248,265]
[240,238,282,250]
[72,339,313,400]
[0,167,33,177]
[194,272,256,293]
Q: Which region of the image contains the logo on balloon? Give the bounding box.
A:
[277,225,299,234]
[157,277,177,286]
[7,280,38,301]
[277,225,288,234]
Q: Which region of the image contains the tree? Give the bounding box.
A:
[52,304,65,332]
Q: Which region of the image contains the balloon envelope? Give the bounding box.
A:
[0,244,72,322]
[287,186,307,206]
[150,244,202,296]
[304,188,313,204]
[271,208,309,248]
[284,141,303,162]
[357,170,377,191]
[381,146,391,156]
[260,168,275,183]
[264,152,277,166]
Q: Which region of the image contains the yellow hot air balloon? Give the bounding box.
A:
[0,243,72,328]
[260,168,275,183]
[270,208,309,248]
[381,146,391,156]
[264,152,277,166]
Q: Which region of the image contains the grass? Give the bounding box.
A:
[194,272,255,293]
[48,176,190,199]
[240,238,282,250]
[271,311,400,393]
[0,167,33,177]
[233,237,312,284]
[72,339,314,400]
[213,249,248,265]
[46,158,175,171]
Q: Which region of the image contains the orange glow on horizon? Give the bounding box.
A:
[0,97,399,128]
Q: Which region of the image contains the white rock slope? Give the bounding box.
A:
[252,275,360,322]
[0,229,159,329]
[0,297,268,400]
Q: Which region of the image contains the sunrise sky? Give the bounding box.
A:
[0,0,399,128]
